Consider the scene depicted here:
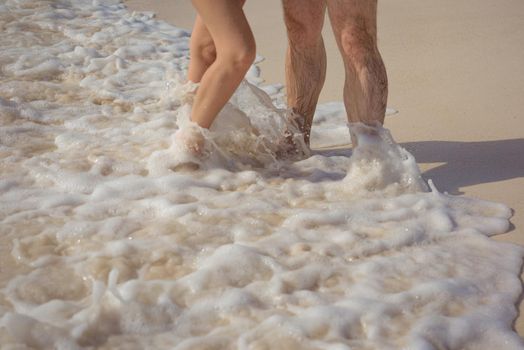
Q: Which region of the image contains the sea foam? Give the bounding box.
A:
[0,0,523,349]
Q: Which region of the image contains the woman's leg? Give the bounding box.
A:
[187,15,216,83]
[190,0,256,129]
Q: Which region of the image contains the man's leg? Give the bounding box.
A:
[327,0,388,126]
[282,0,327,145]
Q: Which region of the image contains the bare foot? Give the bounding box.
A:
[348,122,382,148]
[276,109,311,160]
[174,124,205,156]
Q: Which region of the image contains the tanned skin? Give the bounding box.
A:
[282,0,388,146]
[188,0,254,129]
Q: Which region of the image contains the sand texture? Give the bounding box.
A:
[126,0,524,336]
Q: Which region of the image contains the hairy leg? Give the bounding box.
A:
[282,0,327,145]
[187,15,216,83]
[327,0,388,126]
[190,0,255,129]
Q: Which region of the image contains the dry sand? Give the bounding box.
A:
[125,0,524,335]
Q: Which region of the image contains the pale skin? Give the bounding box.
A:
[282,0,388,145]
[187,0,255,129]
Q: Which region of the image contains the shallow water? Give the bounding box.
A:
[1,1,523,349]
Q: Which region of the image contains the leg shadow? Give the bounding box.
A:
[401,139,524,194]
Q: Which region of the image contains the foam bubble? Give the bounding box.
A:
[0,1,522,349]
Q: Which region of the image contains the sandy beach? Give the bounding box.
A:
[1,0,523,347]
[127,0,524,335]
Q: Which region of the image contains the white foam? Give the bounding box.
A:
[0,1,522,349]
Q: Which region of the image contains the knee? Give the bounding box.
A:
[232,46,257,71]
[221,41,256,72]
[193,42,217,67]
[284,9,324,50]
[339,23,378,67]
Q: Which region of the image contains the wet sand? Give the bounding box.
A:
[125,0,524,335]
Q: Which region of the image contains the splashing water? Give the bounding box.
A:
[0,1,523,349]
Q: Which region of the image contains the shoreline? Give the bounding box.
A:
[125,0,524,336]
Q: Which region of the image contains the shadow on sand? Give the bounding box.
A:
[312,138,524,195]
[401,139,524,195]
